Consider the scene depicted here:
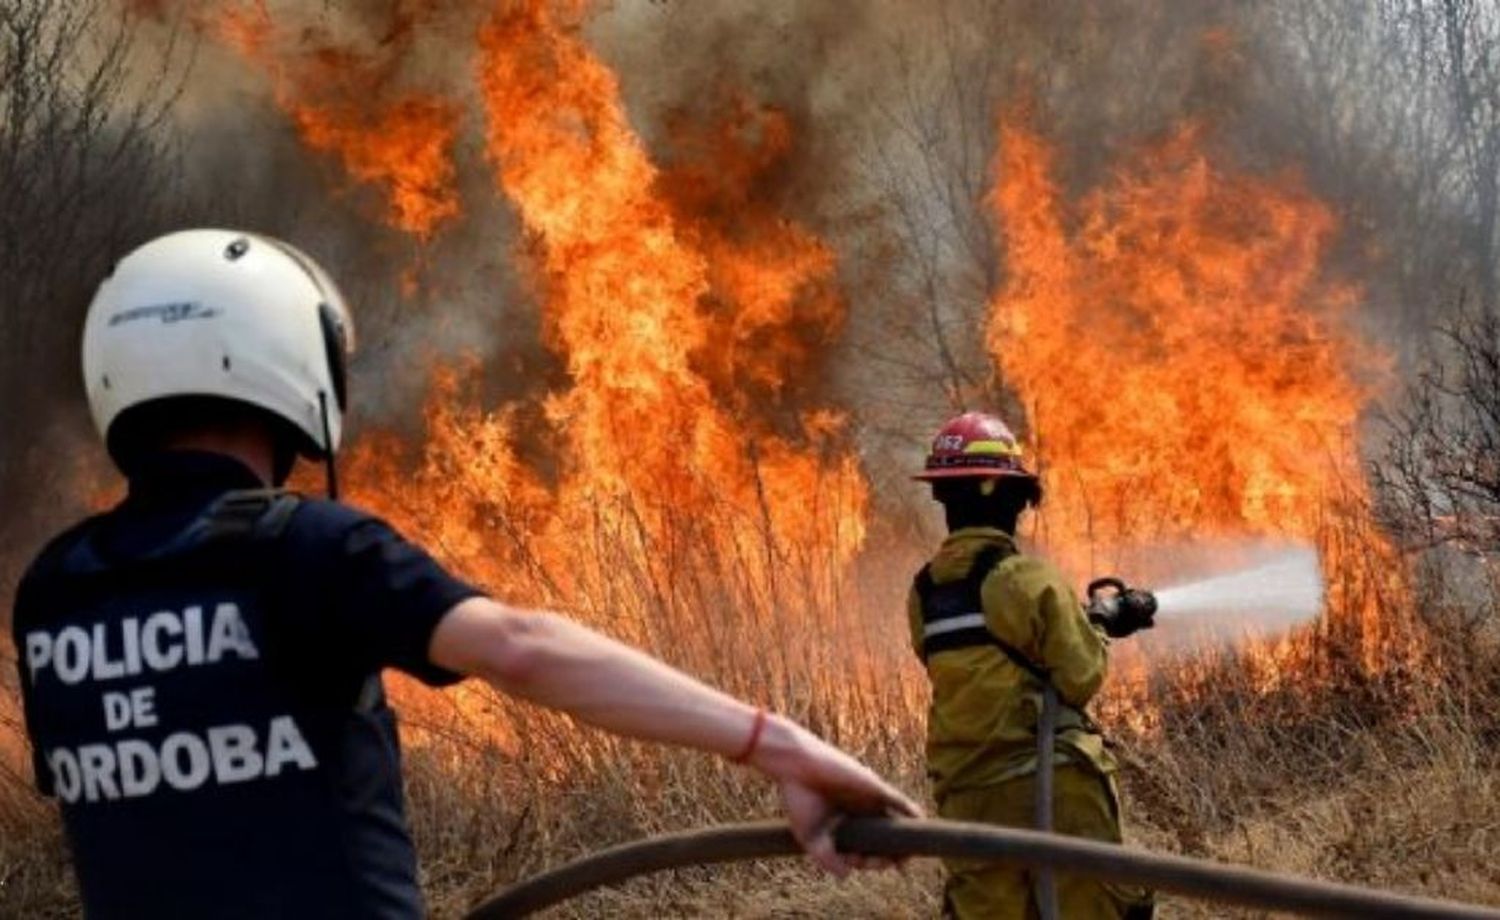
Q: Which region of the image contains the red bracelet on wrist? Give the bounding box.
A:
[730,708,768,764]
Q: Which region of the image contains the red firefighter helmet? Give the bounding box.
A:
[913,411,1037,481]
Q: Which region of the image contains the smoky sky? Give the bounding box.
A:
[3,0,1492,581]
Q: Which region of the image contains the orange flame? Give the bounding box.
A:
[216,0,872,724]
[215,2,460,240]
[473,0,864,570]
[988,117,1409,667]
[210,0,1422,711]
[660,95,846,410]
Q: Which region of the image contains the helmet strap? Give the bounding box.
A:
[318,391,340,501]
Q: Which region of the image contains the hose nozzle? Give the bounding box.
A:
[1086,577,1158,639]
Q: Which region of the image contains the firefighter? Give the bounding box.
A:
[909,411,1153,919]
[11,228,919,918]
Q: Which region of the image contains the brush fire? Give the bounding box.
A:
[211,0,1418,692]
[4,0,1499,917]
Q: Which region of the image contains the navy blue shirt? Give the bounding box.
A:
[11,451,482,918]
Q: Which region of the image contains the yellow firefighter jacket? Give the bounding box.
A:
[907,527,1115,799]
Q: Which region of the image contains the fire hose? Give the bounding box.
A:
[1033,683,1060,920]
[470,576,1499,917]
[467,816,1500,919]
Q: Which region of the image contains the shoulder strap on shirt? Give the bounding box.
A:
[915,542,1050,683]
[911,543,1012,603]
[206,490,384,712]
[27,490,303,581]
[966,544,1007,587]
[142,488,302,560]
[197,488,302,543]
[201,490,386,714]
[966,547,1051,683]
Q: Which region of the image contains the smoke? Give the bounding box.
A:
[4,0,1494,579]
[172,2,537,409]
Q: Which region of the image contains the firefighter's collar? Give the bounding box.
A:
[942,526,1018,549]
[126,450,265,506]
[936,525,1020,552]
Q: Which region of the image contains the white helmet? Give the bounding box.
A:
[82,229,354,466]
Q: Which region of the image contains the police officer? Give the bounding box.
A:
[11,229,919,918]
[908,412,1153,919]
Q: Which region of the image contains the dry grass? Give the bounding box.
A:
[398,595,1500,919]
[2,506,1499,919]
[3,624,1499,918]
[1119,635,1500,916]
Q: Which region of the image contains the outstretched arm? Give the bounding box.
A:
[984,556,1108,708]
[428,597,921,874]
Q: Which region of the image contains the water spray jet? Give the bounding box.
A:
[1091,544,1327,650]
[1153,545,1324,634]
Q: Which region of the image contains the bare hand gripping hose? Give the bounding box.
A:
[467,817,1500,919]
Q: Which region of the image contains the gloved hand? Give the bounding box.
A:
[1086,578,1158,638]
[1112,588,1158,637]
